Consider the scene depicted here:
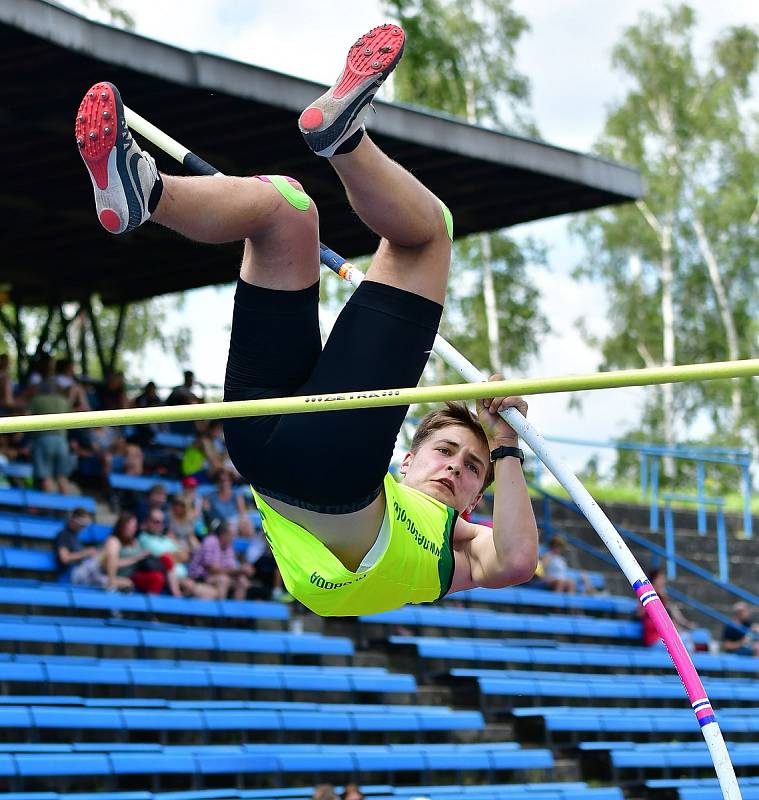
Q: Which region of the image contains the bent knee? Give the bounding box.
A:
[437,199,453,242]
[254,175,311,212]
[417,197,453,251]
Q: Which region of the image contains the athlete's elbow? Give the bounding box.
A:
[482,552,538,589]
[510,552,539,586]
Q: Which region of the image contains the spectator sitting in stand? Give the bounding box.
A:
[130,380,165,447]
[180,476,205,531]
[722,601,759,657]
[541,535,576,593]
[133,380,163,408]
[122,436,145,476]
[138,507,216,599]
[540,535,595,594]
[167,494,204,554]
[101,511,154,592]
[311,785,337,800]
[181,421,230,484]
[166,370,203,406]
[342,785,365,800]
[22,352,53,401]
[97,370,129,411]
[639,567,696,649]
[188,520,252,600]
[203,469,254,537]
[136,483,169,527]
[69,424,137,491]
[53,508,96,581]
[28,378,75,494]
[54,358,91,412]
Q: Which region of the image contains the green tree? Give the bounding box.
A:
[1,296,191,384]
[572,5,758,469]
[381,0,548,379]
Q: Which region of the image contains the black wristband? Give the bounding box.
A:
[489,445,525,465]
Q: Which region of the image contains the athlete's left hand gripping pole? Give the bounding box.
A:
[124,106,742,799]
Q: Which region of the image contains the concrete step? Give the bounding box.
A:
[479,721,515,743]
[550,755,583,783]
[414,683,453,707]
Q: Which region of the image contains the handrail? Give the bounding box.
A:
[541,518,754,639]
[542,435,751,462]
[667,586,758,642]
[531,483,759,608]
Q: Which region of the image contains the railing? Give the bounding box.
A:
[528,435,753,539]
[533,483,759,618]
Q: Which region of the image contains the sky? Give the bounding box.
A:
[60,0,759,473]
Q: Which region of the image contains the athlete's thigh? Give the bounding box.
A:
[363,233,452,306]
[261,280,443,510]
[222,277,322,486]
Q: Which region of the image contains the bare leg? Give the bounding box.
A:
[297,24,450,304]
[329,136,451,304]
[233,574,251,601]
[206,573,231,600]
[151,175,320,291]
[76,82,320,291]
[166,569,183,598]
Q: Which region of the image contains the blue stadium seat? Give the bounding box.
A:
[0,549,56,573]
[109,752,196,776]
[14,752,111,777]
[363,607,641,641]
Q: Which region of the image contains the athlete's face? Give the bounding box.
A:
[400,424,488,514]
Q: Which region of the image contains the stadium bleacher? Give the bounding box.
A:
[0,485,754,800]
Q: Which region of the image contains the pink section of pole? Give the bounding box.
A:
[635,581,714,721]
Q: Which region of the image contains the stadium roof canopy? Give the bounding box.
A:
[1,0,643,306]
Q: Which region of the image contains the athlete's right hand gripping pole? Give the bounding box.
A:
[123,108,741,800]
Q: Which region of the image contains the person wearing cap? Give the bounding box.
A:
[180,475,205,530]
[167,494,204,553]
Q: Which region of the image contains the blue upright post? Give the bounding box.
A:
[696,461,706,535]
[649,458,660,531]
[534,457,543,485]
[663,504,677,580]
[542,495,552,532]
[742,465,753,540]
[716,508,728,583]
[640,453,648,495]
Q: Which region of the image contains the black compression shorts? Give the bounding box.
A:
[223,277,443,514]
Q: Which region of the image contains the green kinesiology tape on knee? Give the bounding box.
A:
[438,199,453,241]
[267,175,311,211]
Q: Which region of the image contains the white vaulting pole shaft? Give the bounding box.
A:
[125,109,742,798]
